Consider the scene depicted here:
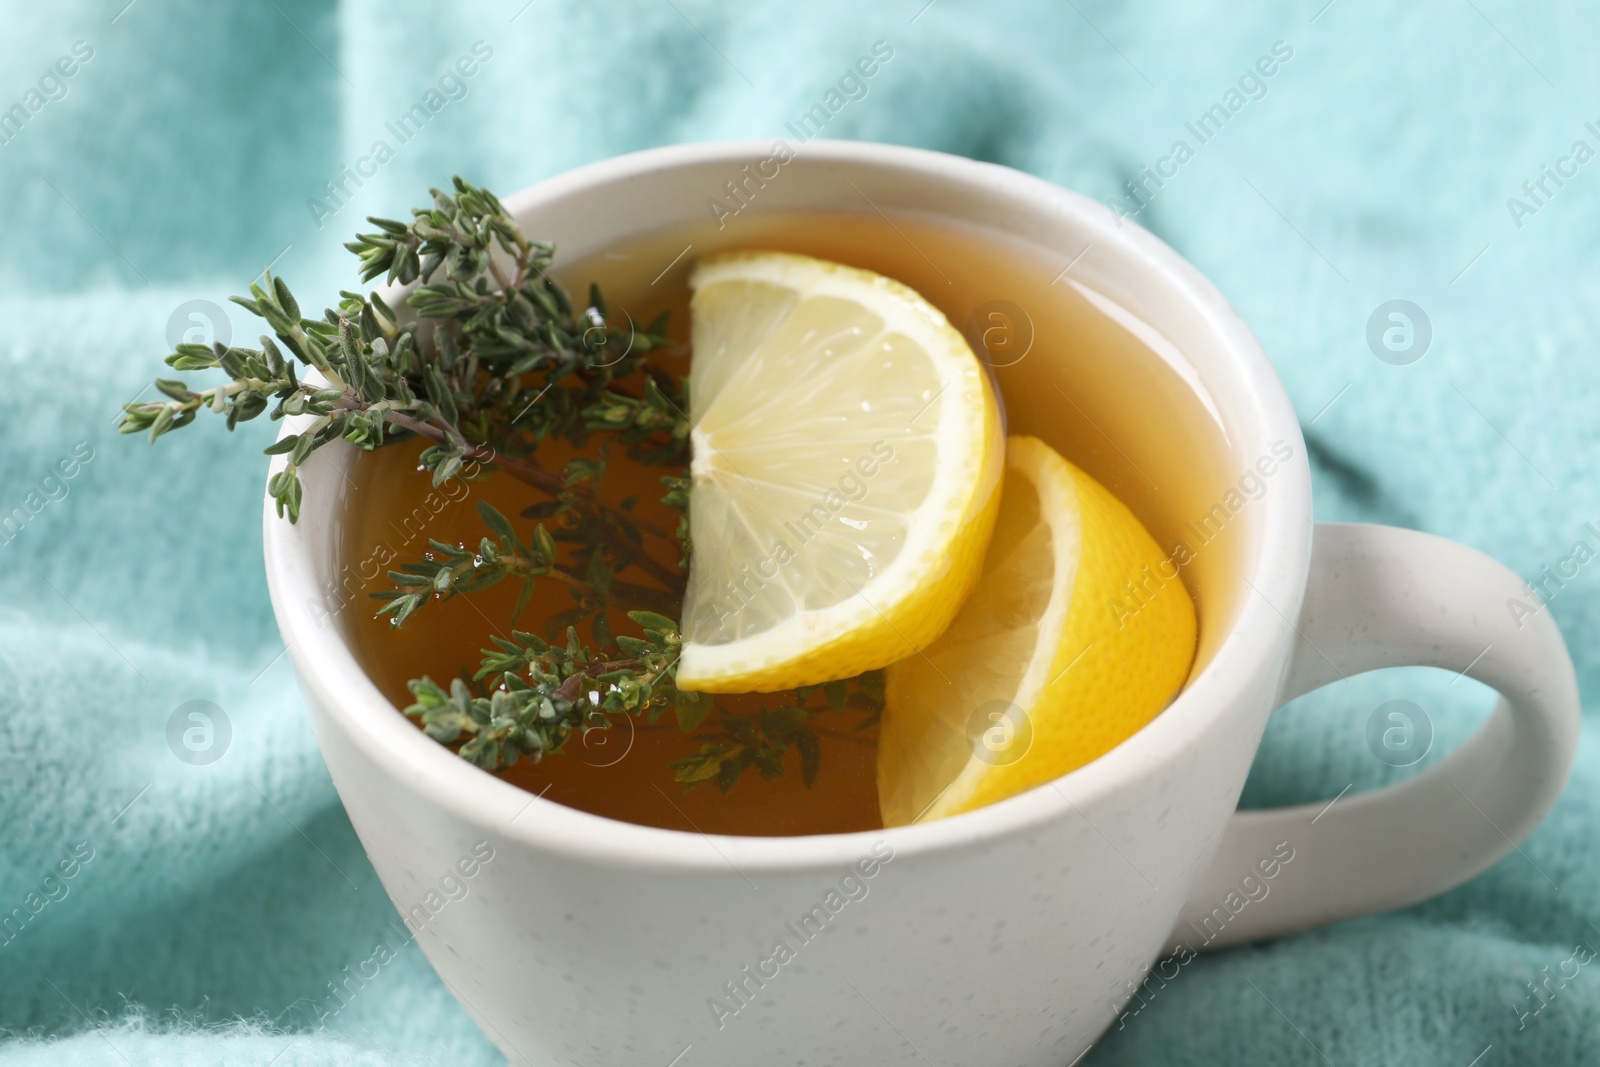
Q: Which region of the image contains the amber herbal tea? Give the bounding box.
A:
[325,205,1238,837]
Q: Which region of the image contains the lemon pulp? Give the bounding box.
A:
[878,435,1196,825]
[677,251,1003,694]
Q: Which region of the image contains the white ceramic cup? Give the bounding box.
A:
[263,141,1579,1066]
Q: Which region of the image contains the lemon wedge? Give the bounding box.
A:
[676,251,1004,693]
[877,434,1196,825]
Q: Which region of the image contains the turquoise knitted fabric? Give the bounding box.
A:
[3,1,1597,1063]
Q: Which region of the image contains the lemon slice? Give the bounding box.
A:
[877,435,1196,825]
[676,251,1004,693]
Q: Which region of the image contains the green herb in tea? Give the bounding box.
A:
[122,177,881,794]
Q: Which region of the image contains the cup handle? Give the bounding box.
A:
[1167,522,1579,951]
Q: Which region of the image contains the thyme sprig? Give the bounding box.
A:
[669,672,884,792]
[123,176,879,796]
[406,611,693,770]
[409,616,882,793]
[120,177,683,522]
[375,499,679,635]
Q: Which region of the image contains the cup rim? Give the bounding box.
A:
[263,139,1311,872]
